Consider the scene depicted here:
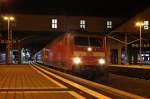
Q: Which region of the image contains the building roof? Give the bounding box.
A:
[1,0,150,17]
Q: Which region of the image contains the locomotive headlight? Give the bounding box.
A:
[87,47,92,52]
[73,57,81,64]
[98,58,106,65]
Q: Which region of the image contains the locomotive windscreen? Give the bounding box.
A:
[74,36,103,47]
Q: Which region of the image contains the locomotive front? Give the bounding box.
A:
[72,34,107,78]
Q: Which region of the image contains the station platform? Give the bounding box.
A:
[0,64,147,99]
[0,65,84,99]
[108,64,150,80]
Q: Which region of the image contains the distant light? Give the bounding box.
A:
[3,16,15,21]
[22,52,25,57]
[10,17,14,21]
[136,22,144,26]
[26,52,30,57]
[145,54,149,56]
[4,16,8,20]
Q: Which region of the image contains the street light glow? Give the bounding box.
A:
[3,16,15,64]
[136,22,144,27]
[3,16,15,21]
[10,17,14,21]
[4,16,8,20]
[136,21,144,65]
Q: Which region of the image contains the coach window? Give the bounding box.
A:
[144,21,149,30]
[80,20,86,29]
[52,19,58,29]
[106,20,112,29]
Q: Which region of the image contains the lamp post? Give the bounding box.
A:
[3,16,15,64]
[136,22,144,64]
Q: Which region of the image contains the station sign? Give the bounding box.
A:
[131,43,150,48]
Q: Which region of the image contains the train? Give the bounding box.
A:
[34,32,108,79]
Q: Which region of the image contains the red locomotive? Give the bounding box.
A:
[35,32,108,79]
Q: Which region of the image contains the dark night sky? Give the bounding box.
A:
[1,0,150,17]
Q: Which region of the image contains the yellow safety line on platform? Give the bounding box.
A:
[32,64,111,99]
[31,65,67,89]
[0,91,85,99]
[109,65,150,70]
[0,87,67,89]
[69,91,86,99]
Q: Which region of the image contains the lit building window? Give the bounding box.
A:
[80,20,85,29]
[107,21,112,29]
[52,19,58,29]
[144,21,149,30]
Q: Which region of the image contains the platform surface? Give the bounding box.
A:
[0,65,84,99]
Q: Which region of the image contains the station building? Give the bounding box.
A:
[107,7,150,65]
[0,7,150,65]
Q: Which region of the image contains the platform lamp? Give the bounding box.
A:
[136,22,144,65]
[3,16,15,64]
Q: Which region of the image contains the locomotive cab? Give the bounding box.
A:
[72,34,108,79]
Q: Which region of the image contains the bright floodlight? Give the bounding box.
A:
[136,22,144,26]
[10,17,14,20]
[3,16,15,21]
[4,16,8,20]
